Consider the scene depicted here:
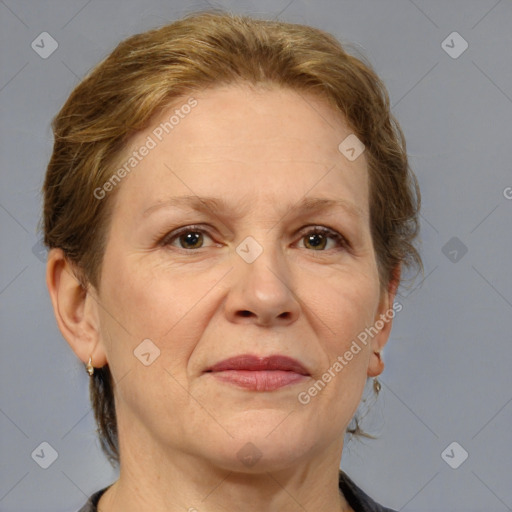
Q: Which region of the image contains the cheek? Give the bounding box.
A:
[96,256,212,421]
[98,249,223,367]
[307,266,380,342]
[306,268,379,402]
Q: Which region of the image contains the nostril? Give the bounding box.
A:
[239,310,252,317]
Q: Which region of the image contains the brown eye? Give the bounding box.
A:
[303,232,328,250]
[177,231,204,249]
[161,226,215,250]
[299,227,348,251]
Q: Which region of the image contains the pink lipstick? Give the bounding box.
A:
[205,355,310,391]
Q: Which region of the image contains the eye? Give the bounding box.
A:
[298,226,349,251]
[158,225,349,252]
[160,226,214,250]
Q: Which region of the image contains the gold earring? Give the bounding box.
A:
[373,378,381,394]
[86,356,94,376]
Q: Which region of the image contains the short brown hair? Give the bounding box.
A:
[42,10,421,467]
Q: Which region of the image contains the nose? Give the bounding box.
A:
[224,240,301,327]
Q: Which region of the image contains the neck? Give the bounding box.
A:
[98,442,352,512]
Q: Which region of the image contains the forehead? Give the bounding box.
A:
[111,84,369,219]
[167,84,360,164]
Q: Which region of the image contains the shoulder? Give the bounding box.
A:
[76,486,110,512]
[339,470,397,512]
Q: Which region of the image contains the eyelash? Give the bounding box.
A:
[158,224,350,252]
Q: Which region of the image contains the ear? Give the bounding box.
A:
[46,248,108,370]
[367,264,401,378]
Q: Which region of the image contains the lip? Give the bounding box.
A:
[204,355,310,391]
[206,355,310,375]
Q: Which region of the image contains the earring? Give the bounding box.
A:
[373,377,381,394]
[86,356,94,376]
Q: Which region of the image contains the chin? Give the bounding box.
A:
[201,419,317,473]
[211,443,311,475]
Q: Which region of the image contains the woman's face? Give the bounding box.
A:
[92,84,394,471]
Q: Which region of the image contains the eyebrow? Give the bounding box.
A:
[142,195,364,220]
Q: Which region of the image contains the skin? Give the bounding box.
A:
[47,83,398,512]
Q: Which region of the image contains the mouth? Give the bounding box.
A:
[204,354,310,392]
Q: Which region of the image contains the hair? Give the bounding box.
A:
[42,10,421,467]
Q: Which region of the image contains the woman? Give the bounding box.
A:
[43,10,420,512]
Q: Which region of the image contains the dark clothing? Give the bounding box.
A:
[338,471,397,512]
[77,470,396,511]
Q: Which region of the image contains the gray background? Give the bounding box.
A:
[0,0,511,511]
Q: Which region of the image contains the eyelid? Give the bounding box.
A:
[158,224,215,247]
[159,224,350,251]
[295,225,350,250]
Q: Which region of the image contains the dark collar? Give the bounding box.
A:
[339,470,397,512]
